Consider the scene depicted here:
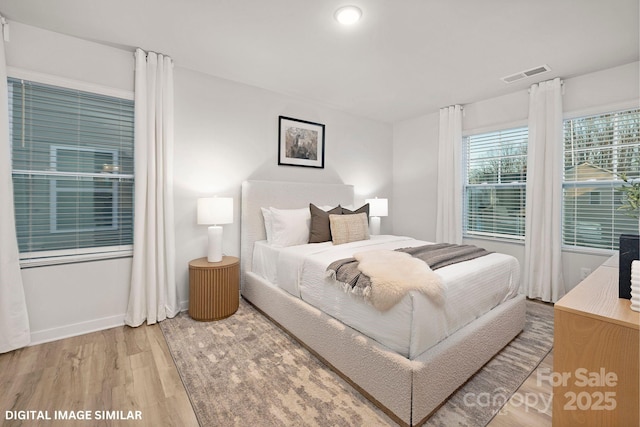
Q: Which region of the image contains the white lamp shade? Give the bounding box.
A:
[365,198,388,217]
[197,197,233,225]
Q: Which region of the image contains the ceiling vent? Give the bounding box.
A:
[501,65,551,84]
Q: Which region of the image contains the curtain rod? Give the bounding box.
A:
[1,15,9,42]
[528,78,565,94]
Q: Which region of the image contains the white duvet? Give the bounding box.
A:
[252,235,520,359]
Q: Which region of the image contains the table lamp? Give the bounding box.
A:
[365,197,388,235]
[197,197,233,262]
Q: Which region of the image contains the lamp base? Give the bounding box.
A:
[207,226,223,263]
[370,216,381,235]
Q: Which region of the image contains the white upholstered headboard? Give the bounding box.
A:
[240,180,354,289]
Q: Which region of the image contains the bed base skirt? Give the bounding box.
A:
[242,271,526,426]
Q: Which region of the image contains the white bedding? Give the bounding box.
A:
[252,235,520,359]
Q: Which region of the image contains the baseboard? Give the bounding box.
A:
[29,314,125,346]
[29,299,190,346]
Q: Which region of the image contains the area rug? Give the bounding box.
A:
[424,300,553,426]
[159,299,553,426]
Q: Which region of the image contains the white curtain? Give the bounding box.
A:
[436,105,463,244]
[522,78,565,302]
[125,48,178,326]
[0,17,30,353]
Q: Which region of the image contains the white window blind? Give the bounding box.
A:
[8,77,135,264]
[563,108,640,251]
[463,127,528,240]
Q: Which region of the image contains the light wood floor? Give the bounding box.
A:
[487,351,554,427]
[0,324,198,427]
[1,323,552,427]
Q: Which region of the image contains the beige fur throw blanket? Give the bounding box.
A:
[326,243,491,311]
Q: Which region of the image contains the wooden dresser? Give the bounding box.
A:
[553,255,639,426]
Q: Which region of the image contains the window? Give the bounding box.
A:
[8,77,134,264]
[463,127,528,240]
[563,108,640,250]
[49,146,120,234]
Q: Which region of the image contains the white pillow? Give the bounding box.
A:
[260,207,274,244]
[269,207,311,247]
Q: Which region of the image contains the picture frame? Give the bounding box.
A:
[278,116,325,168]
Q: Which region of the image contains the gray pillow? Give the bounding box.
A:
[341,203,370,222]
[308,204,342,243]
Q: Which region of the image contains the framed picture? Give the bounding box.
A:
[278,116,325,168]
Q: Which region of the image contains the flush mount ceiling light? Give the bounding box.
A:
[334,6,362,25]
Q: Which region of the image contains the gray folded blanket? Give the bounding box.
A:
[326,243,492,297]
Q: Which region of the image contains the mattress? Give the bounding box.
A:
[252,235,520,359]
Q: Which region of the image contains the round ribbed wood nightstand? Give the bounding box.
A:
[188,256,240,321]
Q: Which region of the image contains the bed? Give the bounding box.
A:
[240,180,526,426]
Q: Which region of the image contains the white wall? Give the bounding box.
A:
[5,21,394,343]
[392,112,440,241]
[172,67,393,306]
[392,61,640,293]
